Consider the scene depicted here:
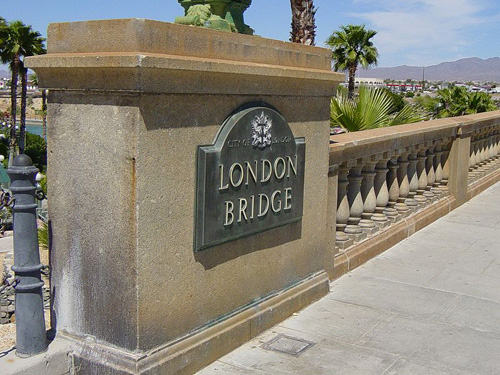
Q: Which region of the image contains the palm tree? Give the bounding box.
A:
[19,63,29,153]
[290,0,317,45]
[0,20,45,158]
[326,25,379,98]
[435,86,497,118]
[30,73,47,140]
[331,86,423,132]
[17,29,45,154]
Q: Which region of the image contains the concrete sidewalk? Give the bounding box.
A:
[198,182,500,375]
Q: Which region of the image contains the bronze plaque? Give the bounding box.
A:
[195,105,305,251]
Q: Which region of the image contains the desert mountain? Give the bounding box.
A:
[358,57,500,82]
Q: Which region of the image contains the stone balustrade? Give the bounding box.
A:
[468,126,500,183]
[329,110,500,278]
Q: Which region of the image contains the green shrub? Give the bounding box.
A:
[25,132,47,173]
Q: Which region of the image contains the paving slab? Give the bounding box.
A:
[329,274,458,321]
[437,295,500,336]
[425,267,500,303]
[279,298,389,344]
[200,326,398,375]
[481,257,500,279]
[356,255,445,287]
[356,314,500,374]
[383,357,473,375]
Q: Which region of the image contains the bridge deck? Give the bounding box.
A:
[199,182,500,375]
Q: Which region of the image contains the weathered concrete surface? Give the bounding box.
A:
[0,338,71,375]
[25,18,343,374]
[199,181,500,375]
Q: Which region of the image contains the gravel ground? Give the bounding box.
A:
[0,239,50,353]
[0,312,51,353]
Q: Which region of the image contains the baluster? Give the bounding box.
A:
[495,130,500,160]
[426,145,441,198]
[406,150,420,210]
[395,152,411,216]
[335,163,353,249]
[415,147,430,206]
[359,158,378,235]
[480,131,488,169]
[489,129,499,170]
[486,129,495,166]
[438,139,451,194]
[488,128,498,170]
[494,130,500,167]
[493,130,500,166]
[433,144,443,187]
[469,134,477,181]
[372,156,390,228]
[475,132,486,176]
[384,155,402,222]
[345,163,367,242]
[395,150,418,216]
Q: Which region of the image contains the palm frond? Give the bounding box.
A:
[331,86,424,132]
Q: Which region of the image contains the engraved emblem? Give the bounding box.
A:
[251,111,272,149]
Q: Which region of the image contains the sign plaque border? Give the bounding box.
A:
[194,104,306,252]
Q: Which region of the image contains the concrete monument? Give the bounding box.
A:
[25,18,343,374]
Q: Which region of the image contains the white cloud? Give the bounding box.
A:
[350,0,492,66]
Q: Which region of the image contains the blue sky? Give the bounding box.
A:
[2,0,499,68]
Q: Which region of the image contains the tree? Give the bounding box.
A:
[331,86,423,132]
[290,0,317,45]
[435,86,497,118]
[326,25,379,98]
[0,20,45,159]
[30,73,47,140]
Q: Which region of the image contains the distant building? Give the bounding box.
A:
[26,81,38,91]
[386,83,422,93]
[0,79,37,91]
[354,78,384,88]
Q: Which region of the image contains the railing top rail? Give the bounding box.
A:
[330,110,500,165]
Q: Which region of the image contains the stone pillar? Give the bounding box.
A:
[27,19,343,375]
[448,131,471,206]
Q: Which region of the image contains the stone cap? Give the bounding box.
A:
[26,18,343,95]
[45,18,332,71]
[328,110,500,165]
